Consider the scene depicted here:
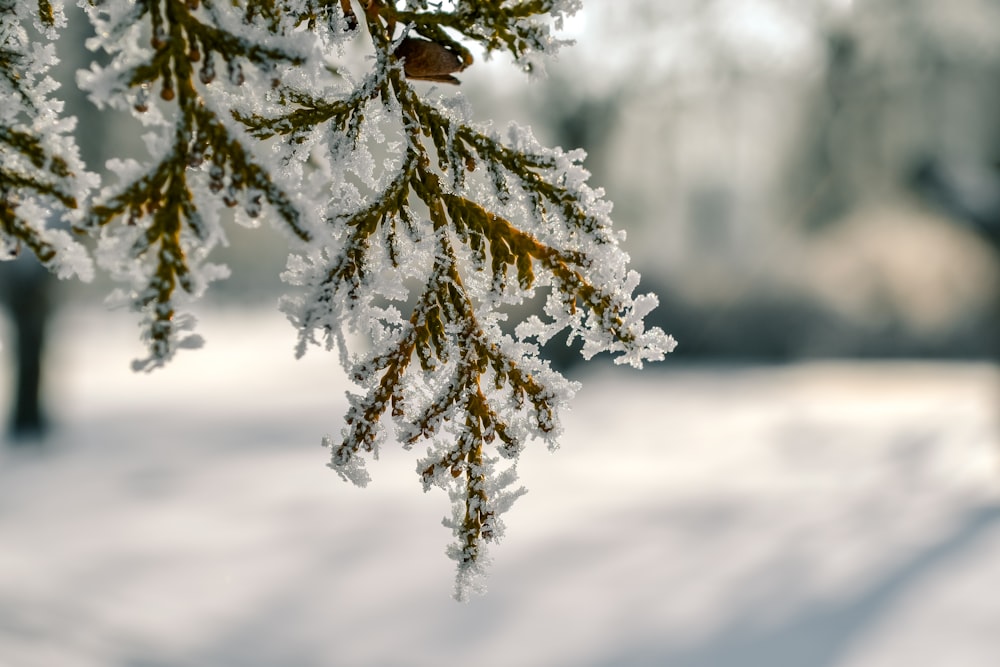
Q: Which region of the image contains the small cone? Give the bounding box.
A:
[394,37,469,84]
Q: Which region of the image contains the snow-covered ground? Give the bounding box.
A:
[1,307,999,667]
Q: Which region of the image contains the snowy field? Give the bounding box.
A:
[1,307,999,667]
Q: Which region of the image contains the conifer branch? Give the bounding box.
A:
[8,0,674,599]
[231,0,673,596]
[80,0,310,367]
[1,0,93,275]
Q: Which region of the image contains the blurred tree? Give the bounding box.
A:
[0,256,52,439]
[786,27,860,229]
[784,0,1000,229]
[0,0,673,598]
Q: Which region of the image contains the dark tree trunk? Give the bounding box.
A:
[1,258,53,442]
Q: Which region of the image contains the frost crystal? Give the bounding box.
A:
[1,0,95,278]
[7,0,676,599]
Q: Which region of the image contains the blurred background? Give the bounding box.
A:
[2,1,1000,665]
[463,0,1000,363]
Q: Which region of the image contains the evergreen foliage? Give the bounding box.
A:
[1,0,94,277]
[1,0,675,599]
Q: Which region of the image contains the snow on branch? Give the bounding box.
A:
[1,0,96,279]
[6,0,675,599]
